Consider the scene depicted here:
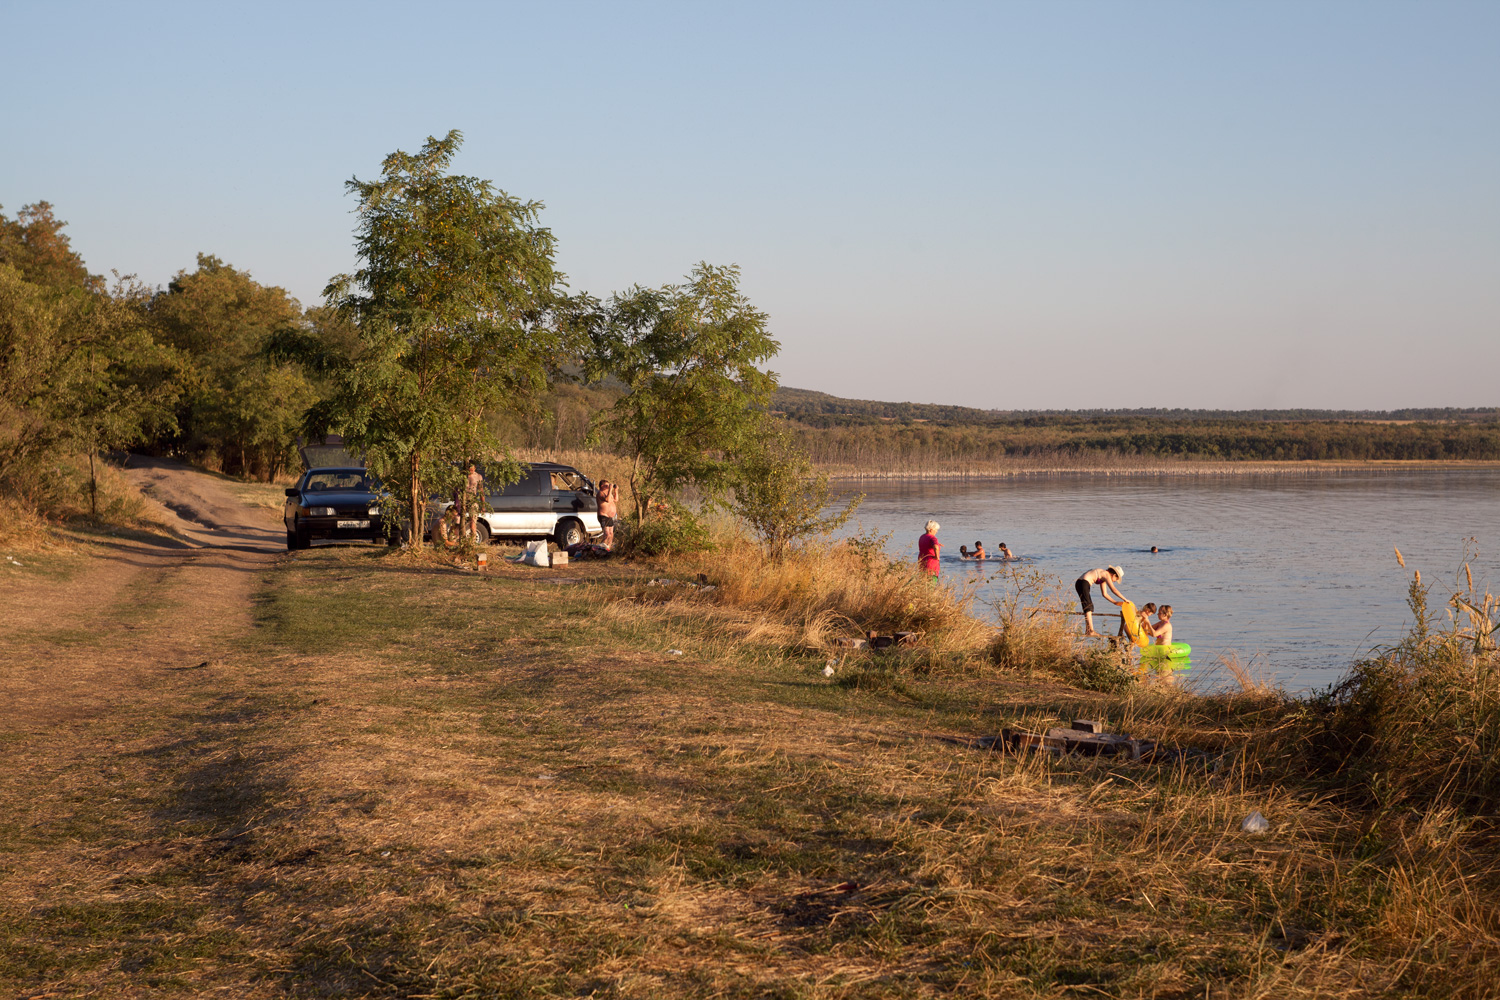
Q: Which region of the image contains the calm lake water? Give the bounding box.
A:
[832,471,1500,691]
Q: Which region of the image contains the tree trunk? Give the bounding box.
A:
[408,449,423,550]
[88,447,97,517]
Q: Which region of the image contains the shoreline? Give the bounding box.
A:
[822,459,1500,480]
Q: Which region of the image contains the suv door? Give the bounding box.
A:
[486,469,553,534]
[547,470,594,520]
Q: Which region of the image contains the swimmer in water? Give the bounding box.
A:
[972,541,987,560]
[1153,605,1174,645]
[1150,545,1159,553]
[997,542,1013,560]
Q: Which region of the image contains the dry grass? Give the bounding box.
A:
[0,455,165,550]
[644,533,992,655]
[6,518,1500,996]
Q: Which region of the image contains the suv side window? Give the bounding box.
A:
[497,470,548,496]
[550,471,586,493]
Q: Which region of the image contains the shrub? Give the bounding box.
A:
[985,564,1140,691]
[1301,555,1500,810]
[615,503,714,558]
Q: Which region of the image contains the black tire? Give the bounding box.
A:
[476,521,492,547]
[286,529,297,551]
[554,518,584,549]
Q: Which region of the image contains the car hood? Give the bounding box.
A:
[297,491,381,507]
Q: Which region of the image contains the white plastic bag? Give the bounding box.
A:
[521,540,550,567]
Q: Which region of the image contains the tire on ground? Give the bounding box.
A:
[554,518,584,549]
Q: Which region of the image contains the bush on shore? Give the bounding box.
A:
[1295,561,1500,811]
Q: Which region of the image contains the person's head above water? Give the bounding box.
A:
[974,540,983,547]
[925,520,940,534]
[1140,602,1157,615]
[1158,605,1173,620]
[1150,546,1158,553]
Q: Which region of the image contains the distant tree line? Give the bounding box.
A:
[774,387,1500,427]
[785,417,1500,466]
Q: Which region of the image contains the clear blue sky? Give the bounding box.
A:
[4,1,1496,409]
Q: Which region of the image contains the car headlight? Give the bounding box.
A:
[308,506,336,516]
[367,507,380,516]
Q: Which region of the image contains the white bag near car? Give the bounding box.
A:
[520,540,550,567]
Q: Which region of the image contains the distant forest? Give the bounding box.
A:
[773,387,1500,426]
[770,388,1500,465]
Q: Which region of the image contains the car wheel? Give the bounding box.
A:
[554,518,584,549]
[475,521,492,547]
[286,529,297,551]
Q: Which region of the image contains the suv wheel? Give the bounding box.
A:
[476,521,492,546]
[554,518,584,549]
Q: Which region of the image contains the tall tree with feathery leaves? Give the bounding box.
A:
[316,130,567,545]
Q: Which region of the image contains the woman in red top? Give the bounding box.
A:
[917,520,942,576]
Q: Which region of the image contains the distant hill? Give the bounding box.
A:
[772,387,1500,426]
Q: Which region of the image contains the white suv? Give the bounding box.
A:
[432,462,604,548]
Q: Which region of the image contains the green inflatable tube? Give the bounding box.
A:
[1140,643,1192,660]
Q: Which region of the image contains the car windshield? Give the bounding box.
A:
[303,470,376,493]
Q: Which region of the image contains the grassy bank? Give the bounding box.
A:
[4,528,1498,997]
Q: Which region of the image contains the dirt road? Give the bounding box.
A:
[0,456,282,727]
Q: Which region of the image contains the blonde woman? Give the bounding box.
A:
[918,520,942,576]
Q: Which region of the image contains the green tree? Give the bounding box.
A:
[316,130,567,546]
[593,263,779,522]
[151,254,311,479]
[729,423,862,558]
[0,204,181,512]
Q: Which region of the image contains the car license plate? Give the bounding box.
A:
[337,519,371,529]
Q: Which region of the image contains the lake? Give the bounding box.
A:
[831,470,1500,691]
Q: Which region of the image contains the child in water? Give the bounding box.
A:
[1119,602,1158,644]
[1153,605,1174,645]
[997,542,1013,560]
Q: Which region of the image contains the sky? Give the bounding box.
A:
[3,1,1497,410]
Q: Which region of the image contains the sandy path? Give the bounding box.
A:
[0,456,282,729]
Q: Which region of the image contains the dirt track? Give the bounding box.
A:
[0,455,281,729]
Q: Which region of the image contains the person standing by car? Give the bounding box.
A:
[597,479,619,550]
[461,463,484,542]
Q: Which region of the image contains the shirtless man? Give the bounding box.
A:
[997,542,1013,560]
[462,463,484,541]
[972,541,987,560]
[597,479,619,550]
[1075,565,1126,637]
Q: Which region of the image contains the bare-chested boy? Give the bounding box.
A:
[1153,605,1174,646]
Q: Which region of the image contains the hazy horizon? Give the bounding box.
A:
[3,1,1495,411]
